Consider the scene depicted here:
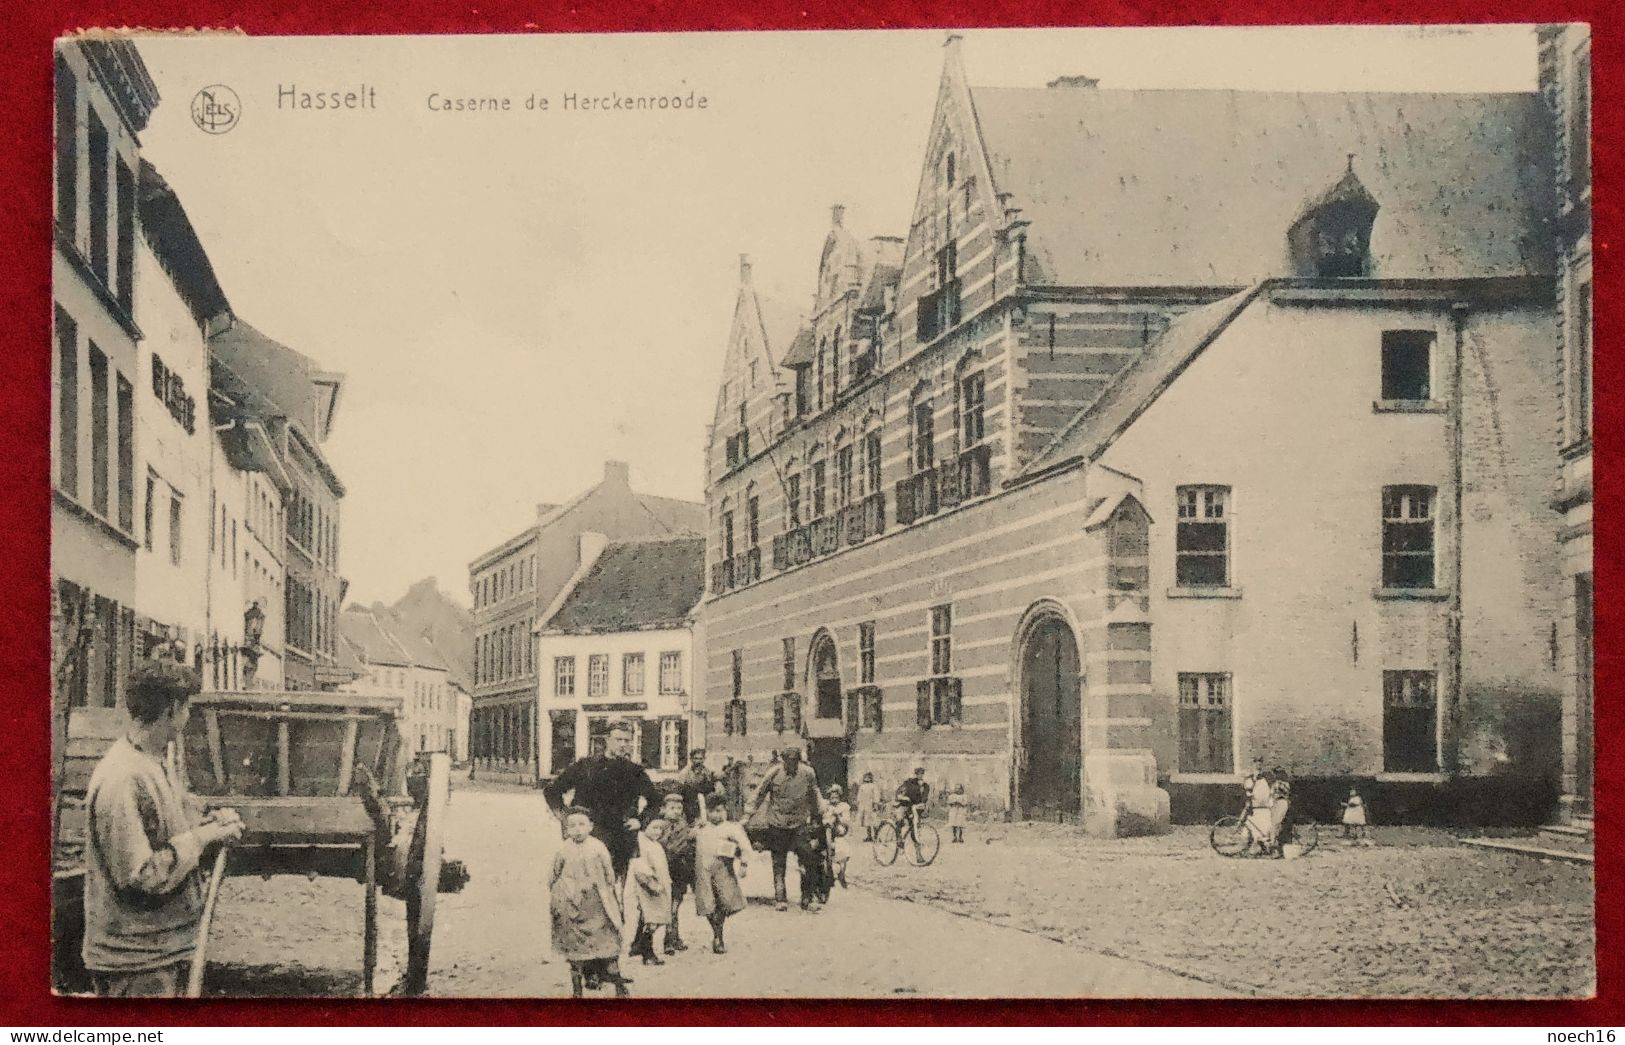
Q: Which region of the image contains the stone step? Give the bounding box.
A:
[1541,823,1593,841]
[1458,836,1593,864]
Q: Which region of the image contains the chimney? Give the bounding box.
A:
[604,460,630,488]
[739,253,752,283]
[579,531,609,566]
[831,203,845,228]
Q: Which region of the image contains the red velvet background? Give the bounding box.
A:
[2,0,1615,1026]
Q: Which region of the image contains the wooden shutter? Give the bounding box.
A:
[945,677,963,725]
[790,693,803,735]
[640,717,661,767]
[773,693,786,733]
[846,690,860,734]
[871,688,884,733]
[916,680,932,730]
[738,699,748,736]
[676,718,689,762]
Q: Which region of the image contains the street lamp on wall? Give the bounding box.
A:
[243,600,266,652]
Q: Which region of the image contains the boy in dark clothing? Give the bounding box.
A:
[657,792,695,953]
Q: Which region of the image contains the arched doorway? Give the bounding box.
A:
[1018,613,1083,820]
[807,631,848,790]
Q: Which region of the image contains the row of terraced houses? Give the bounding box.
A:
[695,33,1593,833]
[52,40,357,819]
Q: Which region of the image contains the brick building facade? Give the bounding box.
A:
[700,36,1564,833]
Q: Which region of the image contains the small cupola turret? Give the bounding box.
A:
[1289,156,1379,278]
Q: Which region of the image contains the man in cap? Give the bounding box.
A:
[544,720,664,881]
[747,745,823,911]
[673,746,722,825]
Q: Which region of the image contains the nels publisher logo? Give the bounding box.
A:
[191,85,241,134]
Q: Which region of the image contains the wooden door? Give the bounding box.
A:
[1020,617,1082,820]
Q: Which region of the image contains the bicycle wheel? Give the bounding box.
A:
[1292,819,1319,855]
[1210,814,1253,857]
[872,821,901,866]
[909,823,941,866]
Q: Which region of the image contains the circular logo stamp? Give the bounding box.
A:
[191,85,241,134]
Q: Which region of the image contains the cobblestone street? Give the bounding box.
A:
[200,783,1590,999]
[205,783,1229,998]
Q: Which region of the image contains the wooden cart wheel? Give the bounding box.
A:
[403,752,449,995]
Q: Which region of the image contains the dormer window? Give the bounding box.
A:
[1290,162,1379,279]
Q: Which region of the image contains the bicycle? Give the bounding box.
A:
[1210,802,1319,858]
[872,801,940,866]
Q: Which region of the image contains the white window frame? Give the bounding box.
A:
[588,654,609,697]
[623,652,645,696]
[659,651,683,695]
[1175,485,1231,588]
[554,656,576,697]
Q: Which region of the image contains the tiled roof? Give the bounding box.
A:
[209,319,327,440]
[1022,285,1264,475]
[544,536,706,634]
[338,608,413,667]
[137,160,230,325]
[970,86,1555,286]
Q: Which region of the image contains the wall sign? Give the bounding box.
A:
[151,354,197,434]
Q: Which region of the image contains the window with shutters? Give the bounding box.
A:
[1381,486,1436,589]
[787,474,802,528]
[1176,486,1230,587]
[1177,673,1233,773]
[623,652,645,696]
[864,429,882,496]
[782,637,796,691]
[773,691,803,735]
[554,656,576,697]
[836,443,854,509]
[918,606,961,728]
[1383,670,1438,772]
[858,622,875,685]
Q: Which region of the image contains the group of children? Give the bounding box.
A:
[549,792,752,997]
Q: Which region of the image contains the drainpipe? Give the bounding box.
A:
[1446,302,1469,775]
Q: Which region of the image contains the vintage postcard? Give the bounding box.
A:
[49,25,1593,999]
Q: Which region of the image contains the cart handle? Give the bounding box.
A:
[186,847,230,998]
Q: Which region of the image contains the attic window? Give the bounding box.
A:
[1314,218,1370,278]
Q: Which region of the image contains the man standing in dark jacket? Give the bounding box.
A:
[544,721,663,881]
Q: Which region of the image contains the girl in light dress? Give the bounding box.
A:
[947,783,968,843]
[626,818,673,965]
[1341,787,1369,842]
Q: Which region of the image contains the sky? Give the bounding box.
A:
[131,25,1539,608]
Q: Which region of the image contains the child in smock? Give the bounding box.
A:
[626,818,673,965]
[693,799,752,954]
[1341,787,1369,842]
[551,807,631,997]
[824,785,853,889]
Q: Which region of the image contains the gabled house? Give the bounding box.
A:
[468,460,704,783]
[533,534,706,778]
[700,35,1562,834]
